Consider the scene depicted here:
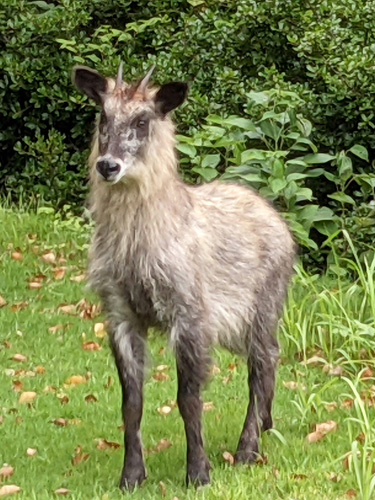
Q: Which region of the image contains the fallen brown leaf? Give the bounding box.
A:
[210,365,221,376]
[346,489,357,498]
[11,250,23,261]
[283,381,306,391]
[29,281,43,290]
[0,485,21,497]
[302,355,326,366]
[64,375,87,387]
[10,302,28,312]
[156,364,169,371]
[306,420,337,443]
[104,376,114,389]
[12,381,23,392]
[159,481,167,497]
[43,385,57,394]
[77,299,101,319]
[19,391,37,404]
[82,341,101,351]
[26,448,37,457]
[3,340,11,349]
[54,268,66,281]
[54,488,70,495]
[157,405,172,416]
[58,304,76,315]
[70,274,86,283]
[292,473,308,480]
[53,418,68,427]
[152,372,170,382]
[324,402,338,412]
[85,394,98,403]
[94,322,107,338]
[228,363,237,372]
[152,439,172,454]
[341,398,354,410]
[72,446,90,466]
[12,354,27,363]
[0,465,14,479]
[57,395,69,405]
[361,367,374,379]
[323,364,344,376]
[0,295,7,308]
[35,366,46,375]
[96,439,121,450]
[328,472,342,482]
[42,251,56,264]
[203,401,215,412]
[222,451,235,465]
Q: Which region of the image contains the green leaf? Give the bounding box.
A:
[338,154,352,181]
[303,153,336,164]
[328,192,355,204]
[201,154,220,169]
[208,116,256,131]
[241,149,267,163]
[176,143,196,158]
[313,206,336,221]
[192,167,219,182]
[260,121,281,141]
[246,91,270,106]
[270,178,287,194]
[349,144,369,162]
[286,173,309,181]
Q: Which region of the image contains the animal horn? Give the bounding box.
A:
[115,61,124,90]
[137,64,156,95]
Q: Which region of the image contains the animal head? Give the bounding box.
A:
[73,64,188,184]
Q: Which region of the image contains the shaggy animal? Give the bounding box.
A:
[73,64,296,490]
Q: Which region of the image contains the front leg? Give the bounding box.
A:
[175,328,211,486]
[110,320,147,491]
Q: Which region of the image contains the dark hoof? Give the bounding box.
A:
[119,467,147,491]
[186,459,211,487]
[234,449,258,465]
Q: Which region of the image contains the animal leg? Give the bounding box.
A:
[235,334,279,464]
[175,330,211,486]
[110,320,147,490]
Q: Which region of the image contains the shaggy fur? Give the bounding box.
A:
[73,65,296,490]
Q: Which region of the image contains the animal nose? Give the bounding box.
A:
[96,159,121,180]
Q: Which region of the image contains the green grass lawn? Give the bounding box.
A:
[0,208,374,499]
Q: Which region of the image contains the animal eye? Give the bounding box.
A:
[137,119,146,128]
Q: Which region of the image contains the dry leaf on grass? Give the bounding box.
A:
[0,465,14,479]
[328,472,342,483]
[70,274,86,283]
[54,268,66,281]
[147,439,172,455]
[54,488,71,495]
[85,394,98,404]
[57,395,69,405]
[96,439,121,450]
[306,420,337,443]
[58,304,77,316]
[11,250,23,261]
[323,364,344,376]
[12,354,27,363]
[53,418,68,427]
[94,323,107,338]
[283,381,306,391]
[26,448,37,457]
[222,451,235,465]
[346,489,357,498]
[28,281,43,290]
[72,446,90,466]
[42,251,56,264]
[64,375,87,387]
[324,402,338,412]
[152,372,170,382]
[82,341,101,351]
[35,366,46,375]
[156,364,169,372]
[302,355,326,366]
[341,398,354,409]
[361,367,374,379]
[157,406,172,416]
[0,295,7,308]
[203,402,215,412]
[11,302,28,312]
[0,485,21,497]
[210,365,221,376]
[12,381,23,392]
[19,391,37,404]
[159,481,167,497]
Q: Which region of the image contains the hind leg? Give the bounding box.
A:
[235,334,279,464]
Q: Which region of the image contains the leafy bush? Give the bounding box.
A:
[177,90,375,264]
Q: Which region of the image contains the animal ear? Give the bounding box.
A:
[72,66,108,104]
[154,82,188,116]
